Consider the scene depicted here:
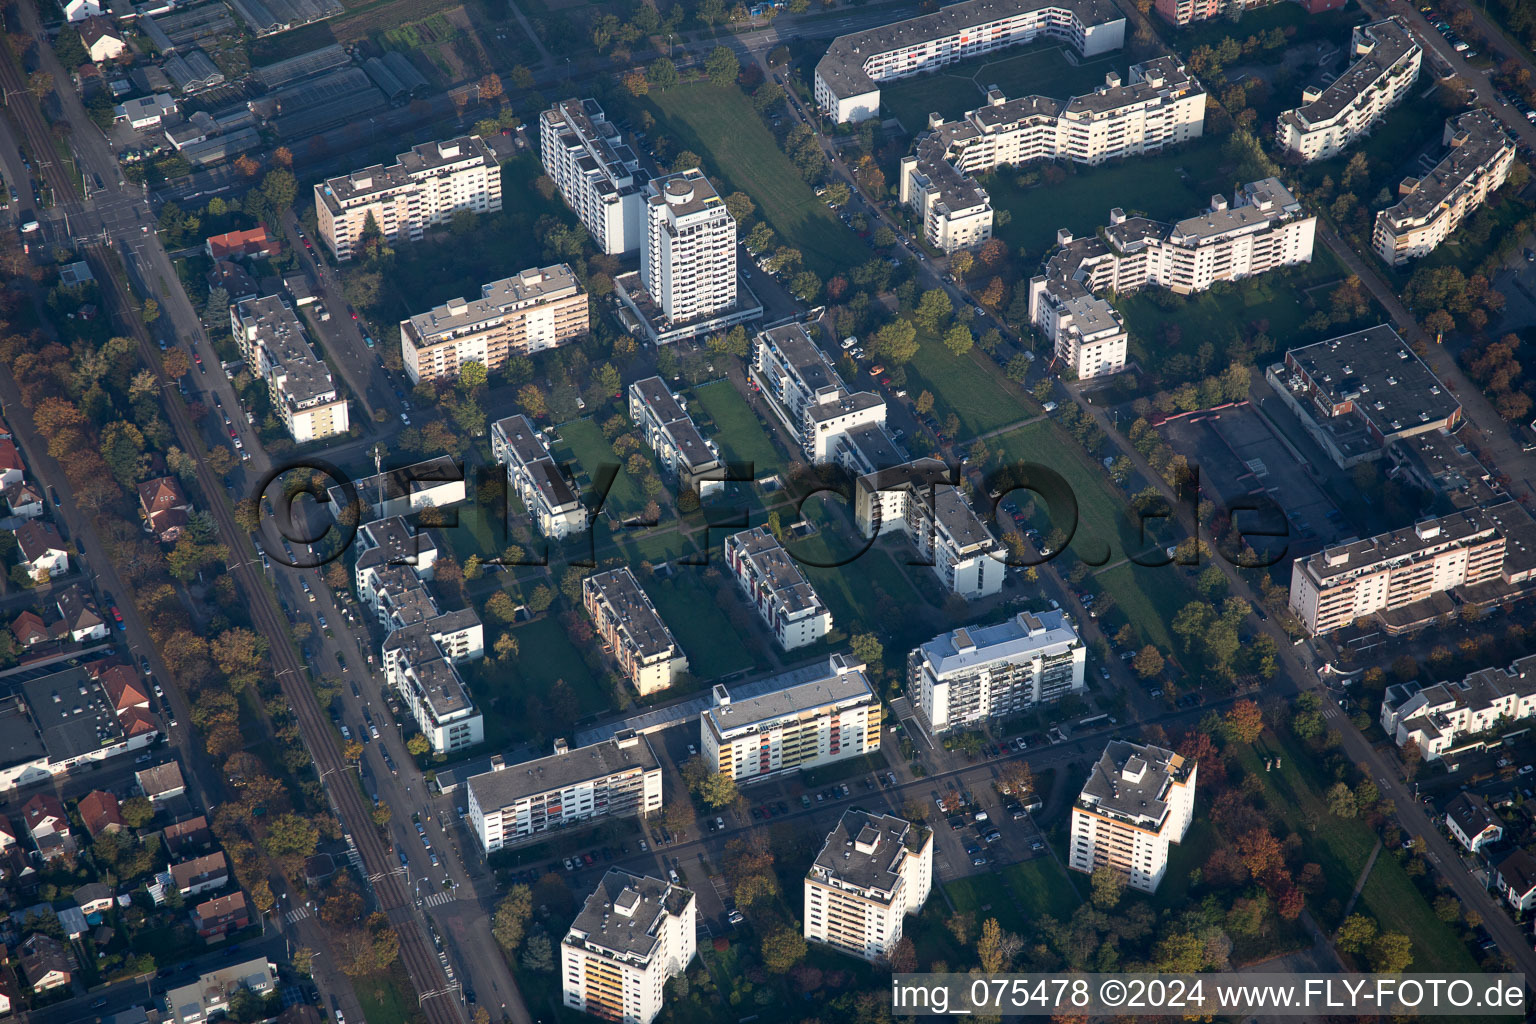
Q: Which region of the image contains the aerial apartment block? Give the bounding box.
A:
[1153,0,1293,27]
[1267,325,1463,468]
[854,457,1005,599]
[540,98,647,255]
[491,414,589,539]
[583,568,688,696]
[1381,654,1536,762]
[627,377,725,498]
[562,869,696,1024]
[751,324,888,463]
[354,517,484,753]
[229,296,348,443]
[1068,740,1197,892]
[467,732,663,853]
[723,526,833,650]
[1277,18,1420,162]
[900,57,1205,252]
[803,810,932,961]
[329,455,467,525]
[641,170,737,327]
[814,0,1126,123]
[908,609,1085,735]
[315,135,501,260]
[701,654,879,781]
[1029,178,1315,378]
[1373,110,1516,266]
[1287,501,1536,635]
[400,264,589,384]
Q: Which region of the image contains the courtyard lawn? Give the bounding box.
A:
[507,614,608,710]
[551,417,650,520]
[879,42,1128,132]
[943,874,1031,937]
[646,570,761,679]
[369,154,572,327]
[1117,249,1358,375]
[786,497,938,637]
[688,379,786,478]
[989,420,1134,562]
[644,83,871,280]
[984,135,1233,264]
[904,328,1036,437]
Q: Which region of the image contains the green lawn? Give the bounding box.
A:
[353,968,427,1024]
[1117,249,1356,375]
[881,42,1128,131]
[984,135,1233,264]
[988,420,1133,563]
[552,417,650,519]
[688,380,785,479]
[903,328,1035,437]
[506,614,608,709]
[1001,856,1081,919]
[786,497,936,638]
[1093,562,1197,652]
[1239,732,1478,973]
[367,154,573,330]
[646,570,760,679]
[645,83,871,280]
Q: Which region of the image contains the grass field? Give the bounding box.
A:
[880,42,1128,131]
[786,497,936,639]
[904,327,1035,437]
[1001,856,1081,919]
[1239,732,1478,973]
[1093,561,1197,651]
[1118,249,1356,374]
[646,570,760,679]
[508,614,608,709]
[552,418,649,519]
[688,380,785,479]
[645,83,871,280]
[353,967,427,1024]
[989,420,1133,562]
[984,135,1232,264]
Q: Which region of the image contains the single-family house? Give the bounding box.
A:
[18,933,74,991]
[205,226,278,261]
[171,851,228,897]
[3,481,45,519]
[1445,791,1503,853]
[0,437,22,486]
[1495,848,1536,911]
[11,610,48,647]
[136,761,186,802]
[192,890,249,938]
[14,521,67,582]
[77,18,125,61]
[54,585,105,641]
[78,790,123,838]
[137,476,191,542]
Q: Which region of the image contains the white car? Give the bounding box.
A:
[400,412,410,425]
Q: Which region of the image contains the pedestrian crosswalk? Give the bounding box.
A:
[285,905,311,924]
[423,891,456,908]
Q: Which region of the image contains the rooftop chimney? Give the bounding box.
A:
[552,738,570,755]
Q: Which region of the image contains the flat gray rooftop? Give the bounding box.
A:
[468,735,659,810]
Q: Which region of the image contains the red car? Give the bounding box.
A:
[110,605,123,624]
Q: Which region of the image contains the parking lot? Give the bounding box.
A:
[1160,402,1343,555]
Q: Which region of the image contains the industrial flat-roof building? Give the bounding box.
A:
[908,610,1085,735]
[1373,110,1516,266]
[804,810,932,961]
[583,568,688,696]
[491,414,589,540]
[628,377,724,498]
[814,0,1126,124]
[562,870,696,1024]
[401,265,589,384]
[1268,325,1463,468]
[1068,740,1197,892]
[0,666,158,792]
[901,58,1205,252]
[723,527,832,650]
[230,296,348,443]
[1277,18,1420,162]
[466,732,662,853]
[702,654,879,781]
[540,99,647,255]
[315,135,501,260]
